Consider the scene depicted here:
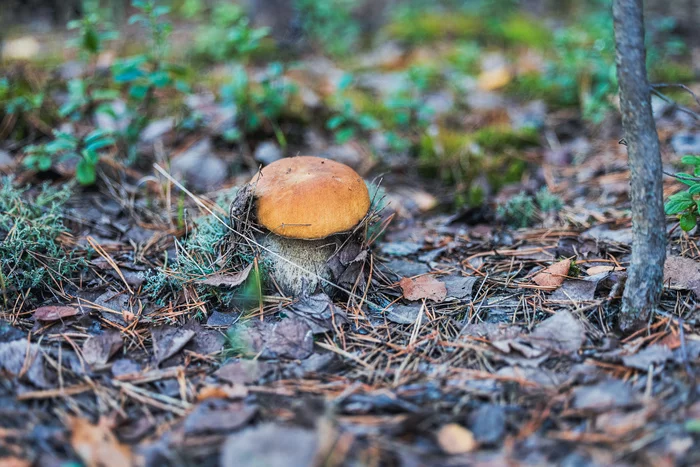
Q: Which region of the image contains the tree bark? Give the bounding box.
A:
[613,0,666,331]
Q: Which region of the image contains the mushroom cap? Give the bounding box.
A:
[251,156,370,240]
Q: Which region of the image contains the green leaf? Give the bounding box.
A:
[688,184,700,195]
[129,84,150,100]
[76,158,97,185]
[38,155,53,171]
[85,137,115,153]
[680,212,697,232]
[92,89,120,101]
[148,70,171,88]
[665,191,695,215]
[357,114,380,130]
[337,74,354,92]
[686,419,700,433]
[83,27,100,54]
[681,155,700,166]
[326,115,345,130]
[335,127,355,144]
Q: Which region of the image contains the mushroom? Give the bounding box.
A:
[249,156,370,296]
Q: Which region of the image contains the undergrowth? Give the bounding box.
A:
[0,178,83,304]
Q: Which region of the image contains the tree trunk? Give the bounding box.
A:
[613,0,666,331]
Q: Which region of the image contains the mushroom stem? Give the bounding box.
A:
[258,234,337,296]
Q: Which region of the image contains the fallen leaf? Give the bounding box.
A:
[221,424,319,467]
[477,66,512,91]
[0,458,31,467]
[196,384,248,401]
[385,304,423,324]
[663,256,700,297]
[216,359,272,385]
[436,423,477,454]
[621,344,673,370]
[230,318,314,360]
[572,380,639,411]
[200,262,253,287]
[82,331,123,366]
[286,293,347,334]
[151,325,196,364]
[32,306,79,322]
[0,340,51,388]
[68,416,133,467]
[532,259,571,289]
[183,400,256,434]
[596,409,649,437]
[468,404,506,445]
[443,276,477,301]
[399,275,447,302]
[529,310,585,354]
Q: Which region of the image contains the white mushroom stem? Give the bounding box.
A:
[258,234,337,296]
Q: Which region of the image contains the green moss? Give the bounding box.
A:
[649,62,695,84]
[504,72,578,108]
[385,12,483,44]
[472,126,540,152]
[489,14,553,49]
[418,127,535,204]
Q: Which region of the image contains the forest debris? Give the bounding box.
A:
[231,318,314,360]
[216,360,272,385]
[380,241,423,257]
[151,325,196,364]
[32,306,79,322]
[220,424,319,467]
[82,331,123,366]
[399,275,447,302]
[529,310,585,354]
[468,404,506,445]
[68,416,134,467]
[436,423,477,454]
[621,344,673,370]
[443,276,477,300]
[200,262,253,287]
[286,292,347,334]
[587,265,623,275]
[0,340,51,388]
[663,256,700,297]
[386,304,423,324]
[183,400,256,434]
[532,259,571,289]
[549,274,607,301]
[572,380,639,411]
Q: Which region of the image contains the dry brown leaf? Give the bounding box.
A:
[399,275,447,302]
[0,458,31,467]
[477,66,512,91]
[436,423,477,455]
[68,416,134,467]
[533,259,571,289]
[200,262,253,287]
[586,265,624,275]
[196,384,248,401]
[33,306,79,321]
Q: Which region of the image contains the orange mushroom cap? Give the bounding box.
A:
[251,156,370,240]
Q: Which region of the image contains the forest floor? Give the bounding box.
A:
[1,3,700,466]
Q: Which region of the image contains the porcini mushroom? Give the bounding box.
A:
[249,156,370,296]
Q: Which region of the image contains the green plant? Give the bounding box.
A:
[23,129,115,185]
[220,63,297,144]
[0,178,82,304]
[327,74,380,144]
[111,0,189,159]
[144,190,261,309]
[295,0,360,57]
[664,155,700,232]
[192,3,269,63]
[60,1,119,121]
[498,191,537,228]
[498,188,563,228]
